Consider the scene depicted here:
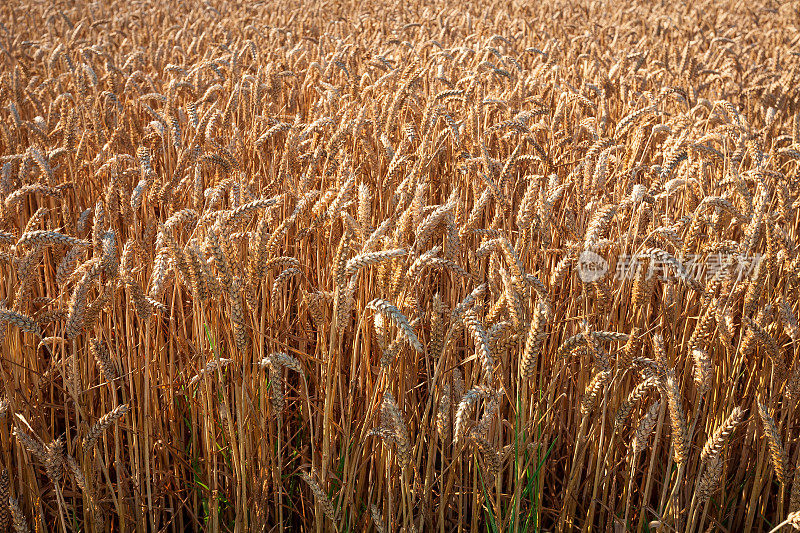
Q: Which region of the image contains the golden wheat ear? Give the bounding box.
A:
[8,496,29,533]
[300,470,338,525]
[758,402,789,484]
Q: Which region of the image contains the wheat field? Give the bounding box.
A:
[0,0,799,531]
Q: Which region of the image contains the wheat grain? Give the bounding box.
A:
[0,469,8,531]
[367,299,423,353]
[633,401,661,454]
[300,470,337,524]
[758,401,789,484]
[8,497,28,533]
[83,404,129,451]
[700,406,746,464]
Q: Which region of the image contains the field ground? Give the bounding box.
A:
[1,0,800,531]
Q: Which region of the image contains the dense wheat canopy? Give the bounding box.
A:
[1,0,800,531]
